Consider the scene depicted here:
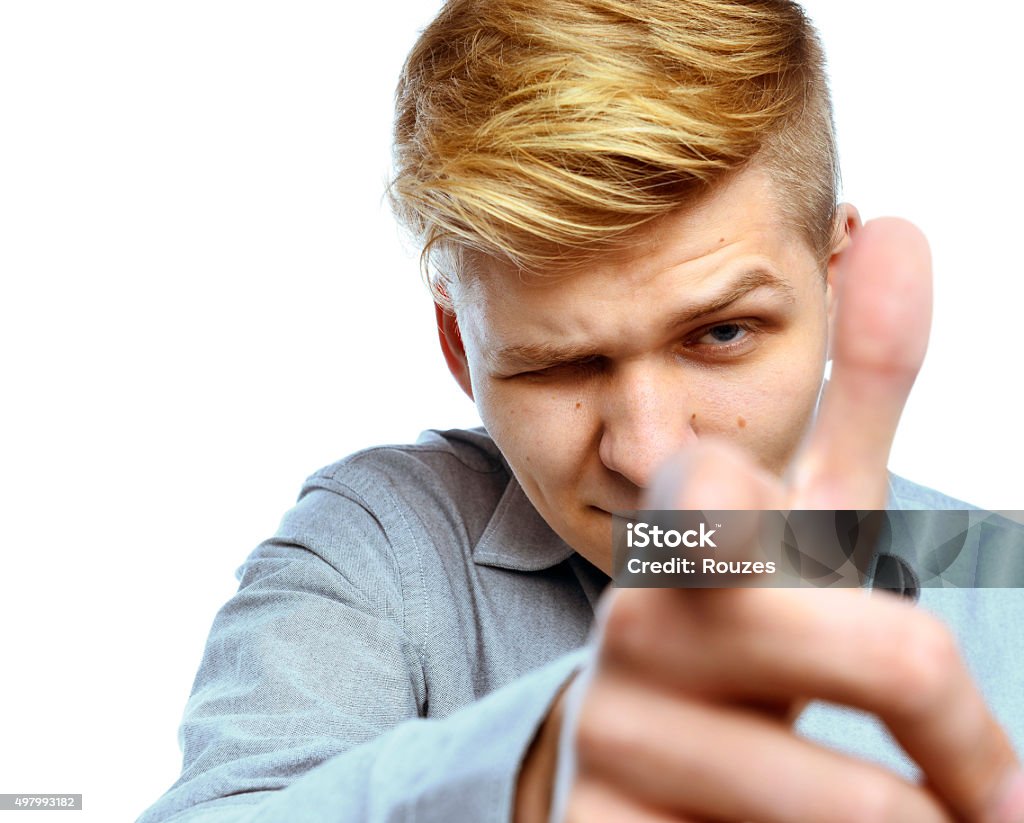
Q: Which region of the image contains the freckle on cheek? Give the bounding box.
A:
[575,401,582,409]
[690,413,697,423]
[737,415,746,428]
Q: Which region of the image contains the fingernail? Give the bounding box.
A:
[992,770,1024,823]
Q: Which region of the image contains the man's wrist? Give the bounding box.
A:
[515,677,571,823]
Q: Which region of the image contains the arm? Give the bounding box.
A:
[137,486,588,823]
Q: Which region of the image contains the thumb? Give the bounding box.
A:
[793,218,932,509]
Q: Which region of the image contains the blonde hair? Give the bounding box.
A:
[389,0,840,309]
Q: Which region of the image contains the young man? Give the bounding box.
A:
[139,1,1024,821]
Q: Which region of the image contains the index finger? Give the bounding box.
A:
[791,217,932,509]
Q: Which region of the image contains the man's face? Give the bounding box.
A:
[452,165,843,573]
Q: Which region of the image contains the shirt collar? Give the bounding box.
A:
[472,474,576,571]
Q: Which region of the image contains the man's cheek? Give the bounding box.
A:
[479,392,561,460]
[749,385,820,471]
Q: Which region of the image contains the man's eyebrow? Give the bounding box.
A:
[490,268,795,371]
[665,267,795,328]
[490,340,604,372]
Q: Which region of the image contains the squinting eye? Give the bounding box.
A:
[699,323,748,345]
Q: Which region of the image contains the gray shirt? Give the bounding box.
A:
[137,427,1024,822]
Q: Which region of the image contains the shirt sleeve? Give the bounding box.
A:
[135,485,589,823]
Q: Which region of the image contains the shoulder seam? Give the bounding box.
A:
[298,476,432,678]
[309,444,504,487]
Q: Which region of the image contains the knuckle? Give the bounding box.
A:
[596,589,655,665]
[561,782,615,823]
[572,682,632,768]
[885,612,960,718]
[847,776,906,823]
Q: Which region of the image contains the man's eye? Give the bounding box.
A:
[698,323,749,346]
[516,356,604,380]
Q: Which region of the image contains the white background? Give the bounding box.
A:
[1,2,1021,820]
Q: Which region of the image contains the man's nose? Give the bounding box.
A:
[597,362,698,490]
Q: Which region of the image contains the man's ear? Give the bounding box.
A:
[435,303,474,400]
[825,203,863,358]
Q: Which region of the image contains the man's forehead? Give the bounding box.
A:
[456,164,800,306]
